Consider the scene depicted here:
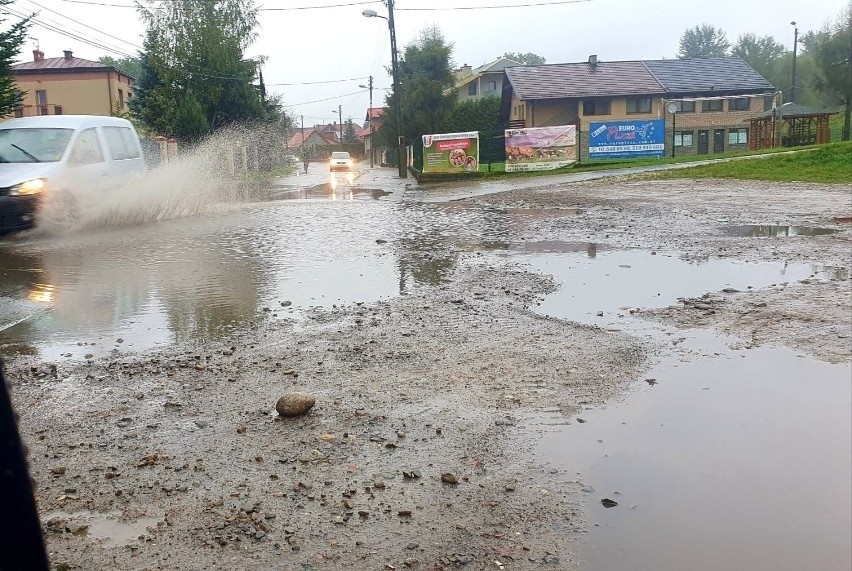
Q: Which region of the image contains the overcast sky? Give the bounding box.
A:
[7,0,849,127]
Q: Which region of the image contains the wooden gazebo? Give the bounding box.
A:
[748,102,837,150]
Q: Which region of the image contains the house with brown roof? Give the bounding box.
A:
[452,57,521,101]
[501,56,775,155]
[9,50,135,118]
[363,107,388,165]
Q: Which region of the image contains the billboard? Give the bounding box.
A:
[422,132,479,173]
[505,125,577,172]
[588,119,665,158]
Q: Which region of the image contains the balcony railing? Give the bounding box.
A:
[13,104,63,118]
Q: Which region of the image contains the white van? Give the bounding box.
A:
[0,115,145,233]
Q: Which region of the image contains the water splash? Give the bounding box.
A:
[30,124,284,236]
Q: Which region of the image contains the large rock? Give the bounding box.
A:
[276,393,316,417]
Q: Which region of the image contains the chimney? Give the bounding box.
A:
[33,49,45,62]
[63,50,73,60]
[454,64,473,81]
[588,54,598,68]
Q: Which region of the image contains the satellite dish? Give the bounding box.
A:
[666,102,678,114]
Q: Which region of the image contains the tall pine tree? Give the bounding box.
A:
[0,2,30,116]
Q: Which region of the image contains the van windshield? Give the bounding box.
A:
[0,128,73,163]
[331,152,350,159]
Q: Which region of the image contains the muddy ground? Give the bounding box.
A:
[5,176,851,570]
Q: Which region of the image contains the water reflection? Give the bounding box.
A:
[721,225,838,237]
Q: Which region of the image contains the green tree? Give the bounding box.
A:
[732,33,786,80]
[442,96,502,162]
[99,55,142,79]
[0,2,30,116]
[502,51,546,65]
[133,0,268,139]
[343,117,358,143]
[678,24,730,59]
[170,90,208,141]
[442,96,501,141]
[802,7,852,140]
[379,25,456,149]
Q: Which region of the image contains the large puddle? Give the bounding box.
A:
[524,249,851,570]
[512,249,845,325]
[534,338,851,570]
[720,224,839,237]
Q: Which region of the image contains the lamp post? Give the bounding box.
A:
[359,76,374,168]
[363,3,407,178]
[790,21,798,104]
[667,102,678,157]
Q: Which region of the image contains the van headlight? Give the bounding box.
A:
[9,178,47,196]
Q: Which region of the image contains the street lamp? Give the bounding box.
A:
[359,76,374,168]
[790,21,798,104]
[363,3,407,178]
[667,101,678,157]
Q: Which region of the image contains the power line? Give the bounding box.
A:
[266,76,370,87]
[286,89,369,107]
[52,0,381,10]
[3,5,137,57]
[397,0,593,9]
[23,0,143,51]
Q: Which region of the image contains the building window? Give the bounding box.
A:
[626,97,652,114]
[702,99,723,112]
[582,99,611,116]
[728,98,750,111]
[118,89,125,109]
[54,105,63,116]
[468,82,477,96]
[728,128,748,145]
[672,100,695,112]
[518,105,525,120]
[764,95,775,111]
[674,131,694,147]
[36,90,48,116]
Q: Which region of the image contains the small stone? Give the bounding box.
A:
[375,239,387,244]
[281,300,292,307]
[116,338,124,344]
[596,311,604,317]
[441,472,458,485]
[576,418,586,423]
[405,542,419,550]
[275,393,316,417]
[397,509,412,517]
[358,510,369,517]
[645,378,657,386]
[721,288,739,293]
[66,523,89,535]
[194,420,208,428]
[343,499,354,510]
[84,354,94,360]
[51,466,67,476]
[601,498,619,508]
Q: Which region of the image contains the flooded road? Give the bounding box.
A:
[2,165,849,570]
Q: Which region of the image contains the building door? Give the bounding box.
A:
[713,129,725,154]
[697,130,709,154]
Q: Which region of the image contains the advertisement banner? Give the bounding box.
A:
[505,125,577,172]
[588,119,665,158]
[422,131,479,173]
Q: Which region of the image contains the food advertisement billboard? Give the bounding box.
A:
[422,132,479,174]
[505,125,577,172]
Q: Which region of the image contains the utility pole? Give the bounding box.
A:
[338,105,343,144]
[360,76,375,167]
[790,21,799,104]
[300,115,305,165]
[387,0,407,178]
[367,76,374,167]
